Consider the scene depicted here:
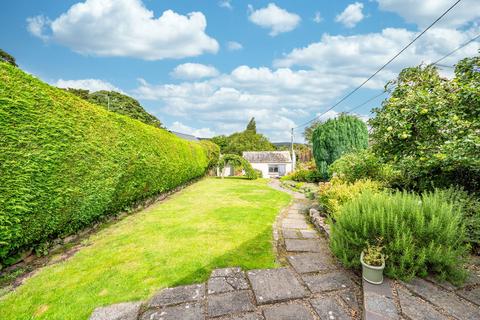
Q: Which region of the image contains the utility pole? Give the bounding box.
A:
[291,128,296,171]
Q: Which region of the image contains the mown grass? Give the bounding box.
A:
[0,178,291,320]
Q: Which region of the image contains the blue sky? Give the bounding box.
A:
[1,0,479,141]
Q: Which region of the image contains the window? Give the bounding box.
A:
[268,165,279,173]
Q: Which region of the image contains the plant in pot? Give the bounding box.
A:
[360,239,386,284]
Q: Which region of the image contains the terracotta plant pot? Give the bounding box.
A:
[360,251,385,285]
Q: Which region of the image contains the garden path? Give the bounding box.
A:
[88,179,362,320]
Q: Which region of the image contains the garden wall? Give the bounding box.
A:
[0,63,218,264]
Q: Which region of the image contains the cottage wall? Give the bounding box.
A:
[250,162,293,178]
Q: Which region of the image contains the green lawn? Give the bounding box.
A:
[0,178,291,320]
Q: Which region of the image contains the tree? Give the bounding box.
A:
[64,89,163,129]
[369,55,480,192]
[0,49,17,67]
[210,118,275,155]
[312,114,368,178]
[246,117,257,133]
[303,119,322,145]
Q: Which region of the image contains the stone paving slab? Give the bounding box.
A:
[141,302,204,320]
[207,270,249,294]
[211,267,242,278]
[207,290,254,317]
[263,302,315,320]
[90,302,142,320]
[283,229,301,239]
[338,290,360,314]
[227,313,265,320]
[247,268,308,304]
[457,286,480,306]
[287,253,335,274]
[310,296,351,320]
[285,239,323,252]
[302,272,353,293]
[402,278,480,320]
[363,279,399,320]
[299,230,319,239]
[282,219,309,229]
[397,287,448,320]
[148,284,205,308]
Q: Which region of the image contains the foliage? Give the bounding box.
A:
[312,114,368,179]
[0,178,291,320]
[329,149,400,185]
[436,188,480,254]
[246,117,256,133]
[318,178,383,216]
[218,154,257,179]
[0,62,213,264]
[0,49,17,67]
[283,169,323,183]
[369,55,480,192]
[211,119,275,155]
[330,190,469,283]
[362,240,386,267]
[303,119,322,145]
[199,140,221,169]
[64,88,163,129]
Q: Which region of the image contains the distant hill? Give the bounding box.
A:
[63,88,163,129]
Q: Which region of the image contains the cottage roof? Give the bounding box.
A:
[242,151,292,163]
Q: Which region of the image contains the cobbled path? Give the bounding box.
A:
[89,180,362,320]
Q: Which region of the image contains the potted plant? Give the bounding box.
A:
[360,240,386,284]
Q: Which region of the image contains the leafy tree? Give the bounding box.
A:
[369,55,480,192]
[210,119,275,155]
[246,117,257,133]
[0,49,17,67]
[312,114,368,178]
[223,130,275,155]
[218,154,257,179]
[64,89,163,129]
[303,119,322,145]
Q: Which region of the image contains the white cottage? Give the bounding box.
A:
[243,151,293,178]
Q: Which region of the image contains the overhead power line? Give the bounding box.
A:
[292,0,463,131]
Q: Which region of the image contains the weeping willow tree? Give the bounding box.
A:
[312,114,368,178]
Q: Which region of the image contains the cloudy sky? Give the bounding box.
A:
[2,0,479,141]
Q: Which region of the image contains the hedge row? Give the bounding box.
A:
[0,63,219,264]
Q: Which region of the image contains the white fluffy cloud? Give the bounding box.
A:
[27,0,218,60]
[275,27,479,85]
[335,2,365,28]
[227,41,243,51]
[169,121,215,138]
[170,63,219,80]
[55,78,121,92]
[248,3,301,36]
[377,0,480,27]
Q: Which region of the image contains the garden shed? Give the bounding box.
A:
[243,151,293,178]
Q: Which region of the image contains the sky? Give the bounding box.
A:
[1,0,479,141]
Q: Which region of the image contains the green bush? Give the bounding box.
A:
[436,188,480,254]
[330,190,469,283]
[284,168,323,183]
[218,154,257,180]
[0,63,217,264]
[369,55,480,193]
[329,150,400,185]
[312,114,368,179]
[318,178,383,216]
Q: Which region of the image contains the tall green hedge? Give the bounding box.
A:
[312,114,368,178]
[0,63,219,264]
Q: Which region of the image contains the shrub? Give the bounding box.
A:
[312,114,368,179]
[218,154,257,180]
[436,188,480,254]
[329,149,400,185]
[330,190,469,283]
[318,178,383,216]
[369,55,480,193]
[0,63,217,264]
